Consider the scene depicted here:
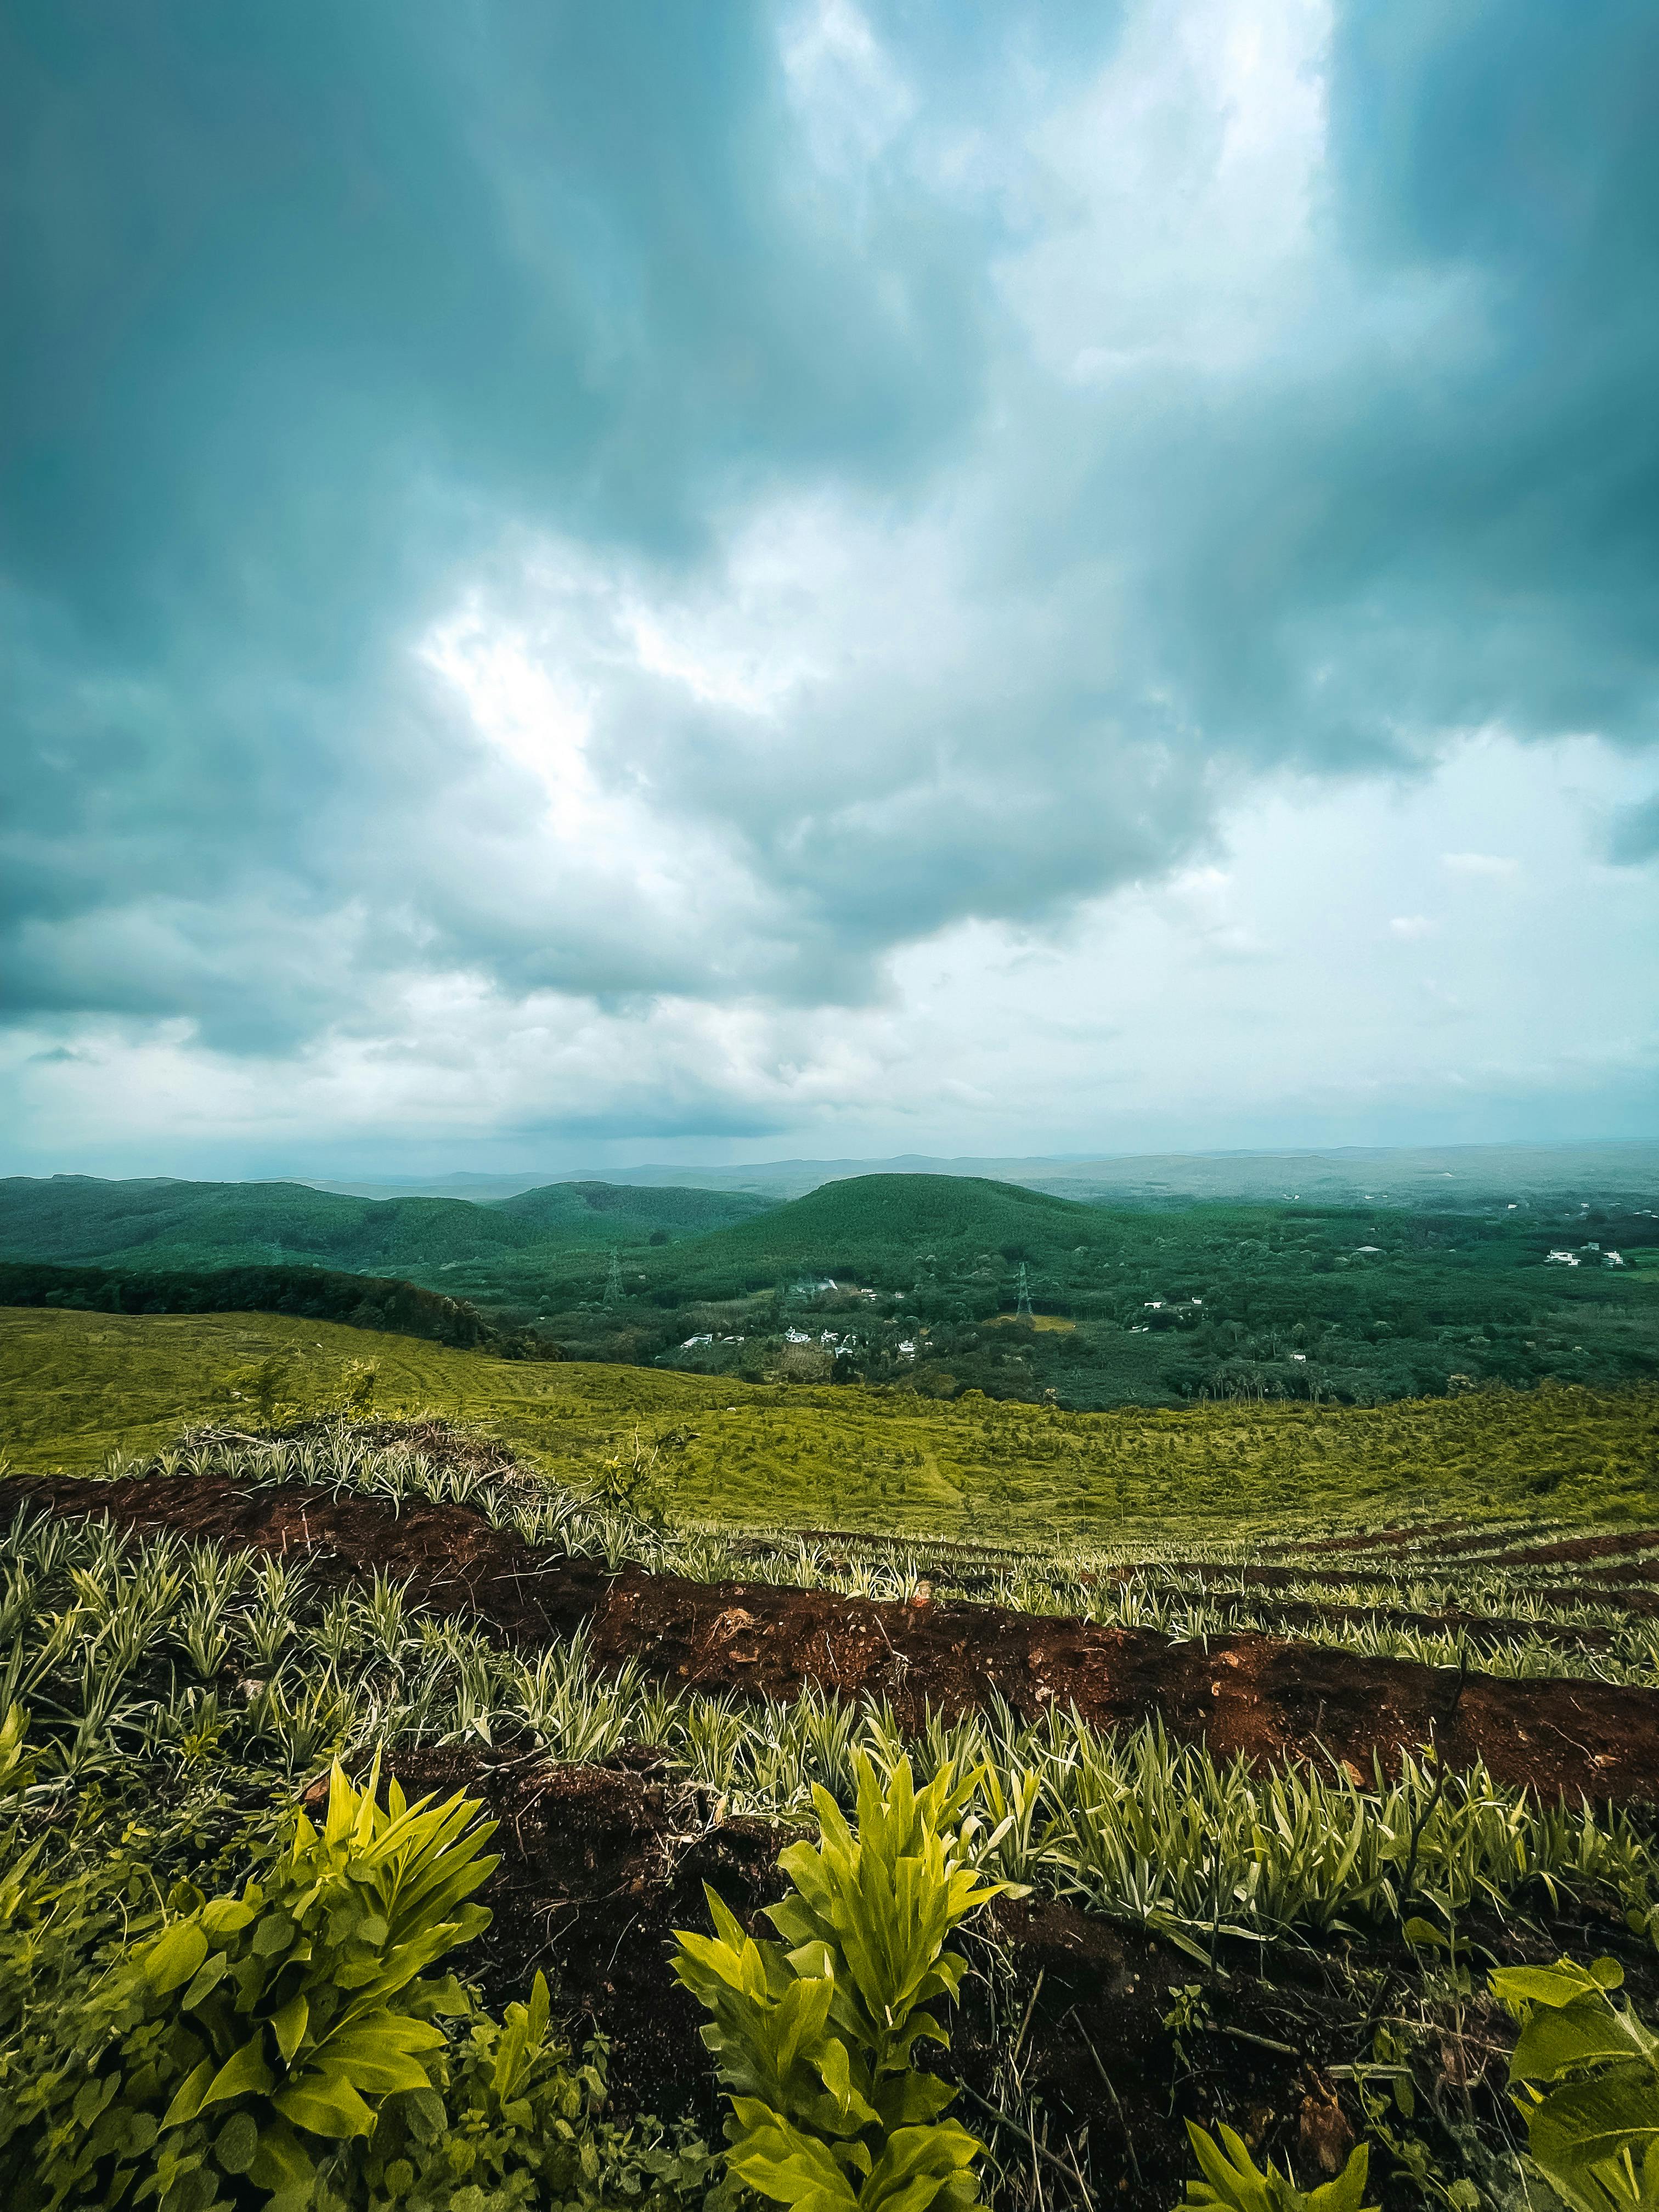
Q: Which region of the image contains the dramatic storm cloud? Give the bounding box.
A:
[3,0,1656,1174]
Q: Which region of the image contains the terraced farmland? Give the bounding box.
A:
[8,1410,1659,2209]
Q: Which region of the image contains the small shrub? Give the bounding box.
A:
[1491,1954,1659,2212]
[1175,2122,1377,2212]
[0,1757,708,2211]
[673,1752,1008,2212]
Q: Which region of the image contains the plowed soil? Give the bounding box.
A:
[9,1473,1659,1803]
[1267,1519,1486,1557]
[1489,1530,1659,1568]
[1279,1526,1659,1571]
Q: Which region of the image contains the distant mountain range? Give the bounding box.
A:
[0,1174,772,1278]
[298,1141,1659,1207]
[4,1147,1655,1310]
[6,1163,1655,1408]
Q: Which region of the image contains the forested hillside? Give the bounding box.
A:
[0,1173,770,1274]
[0,1259,528,1353]
[644,1172,1115,1286]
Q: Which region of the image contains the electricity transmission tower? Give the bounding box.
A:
[602,1250,625,1308]
[1014,1261,1033,1321]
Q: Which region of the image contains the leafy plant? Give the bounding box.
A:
[673,1753,1010,2212]
[353,1977,717,2212]
[1175,2121,1377,2212]
[1491,1955,1659,2212]
[1163,1983,1215,2072]
[0,1700,35,1802]
[7,1756,499,2208]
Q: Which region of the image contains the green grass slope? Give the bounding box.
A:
[6,1307,1652,1541]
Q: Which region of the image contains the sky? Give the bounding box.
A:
[3,0,1657,1181]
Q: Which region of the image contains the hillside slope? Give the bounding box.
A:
[653,1172,1118,1289]
[3,1306,1652,1539]
[0,1173,768,1276]
[491,1180,771,1234]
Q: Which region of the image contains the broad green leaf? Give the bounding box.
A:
[199,2029,277,2112]
[860,2118,984,2212]
[252,1911,297,1958]
[727,2099,863,2212]
[817,2035,879,2128]
[159,2056,216,2132]
[270,1991,309,2066]
[309,2014,444,2095]
[1511,2001,1652,2087]
[273,2069,377,2140]
[1186,2120,1278,2212]
[213,2112,261,2175]
[145,1920,210,1994]
[200,1897,257,1939]
[1528,2067,1659,2180]
[1497,1963,1621,2013]
[180,1948,232,2011]
[1304,2147,1374,2212]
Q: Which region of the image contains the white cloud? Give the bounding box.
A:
[9,732,1654,1174]
[781,0,915,175]
[1442,852,1521,878]
[1001,0,1331,383]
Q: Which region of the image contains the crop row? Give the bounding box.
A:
[82,1424,1659,1688]
[7,1503,1658,1955]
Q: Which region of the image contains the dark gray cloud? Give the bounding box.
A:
[1611,795,1659,864]
[1,0,1655,1157]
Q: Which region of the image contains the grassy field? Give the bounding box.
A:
[5,1305,1655,1541]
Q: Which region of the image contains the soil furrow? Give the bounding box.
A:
[9,1472,1659,1802]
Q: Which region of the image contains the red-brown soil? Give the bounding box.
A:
[1266,1519,1492,1558]
[1280,1526,1659,1571]
[9,1473,1659,1803]
[1487,1530,1659,1568]
[366,1745,1650,2212]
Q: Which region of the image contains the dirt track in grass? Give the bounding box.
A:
[9,1472,1659,1803]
